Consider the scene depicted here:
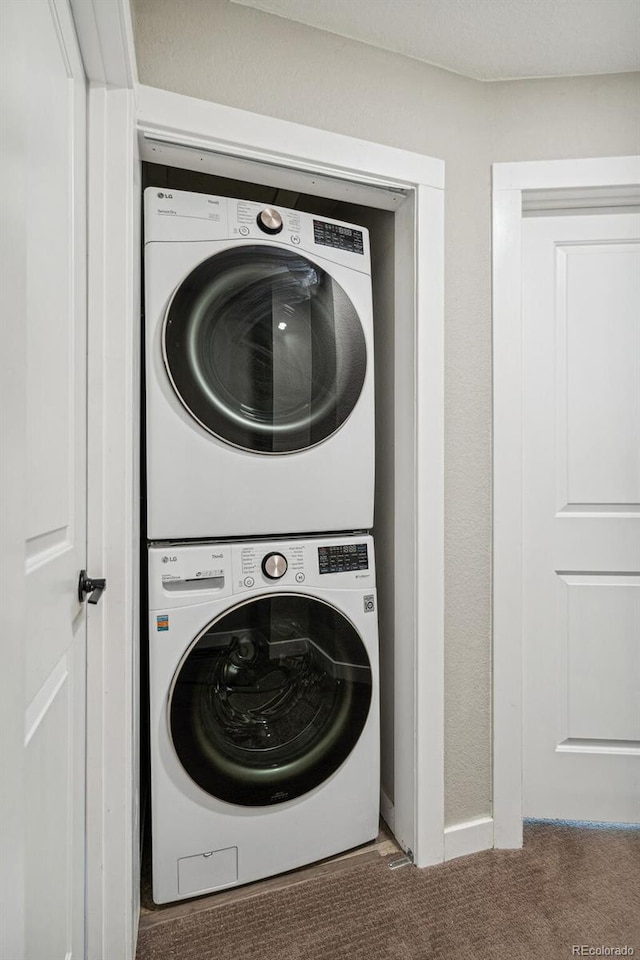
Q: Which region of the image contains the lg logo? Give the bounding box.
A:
[157,192,173,199]
[161,556,177,564]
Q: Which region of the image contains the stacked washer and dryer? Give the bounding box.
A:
[144,188,380,904]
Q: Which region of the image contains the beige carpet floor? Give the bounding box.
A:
[136,823,640,960]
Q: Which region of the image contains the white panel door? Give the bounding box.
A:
[522,211,640,823]
[14,1,88,957]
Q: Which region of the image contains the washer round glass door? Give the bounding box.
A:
[163,245,367,453]
[169,594,373,806]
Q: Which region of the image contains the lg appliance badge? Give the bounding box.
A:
[161,556,177,564]
[157,192,173,199]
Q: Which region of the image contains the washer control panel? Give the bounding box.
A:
[232,536,374,592]
[148,536,375,608]
[318,542,368,575]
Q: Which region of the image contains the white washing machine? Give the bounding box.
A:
[148,534,380,904]
[144,188,375,540]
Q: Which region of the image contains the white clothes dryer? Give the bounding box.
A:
[144,189,375,540]
[148,534,379,904]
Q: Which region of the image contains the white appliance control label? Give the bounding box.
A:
[287,545,305,571]
[285,212,301,233]
[236,201,258,225]
[240,546,258,573]
[238,546,258,588]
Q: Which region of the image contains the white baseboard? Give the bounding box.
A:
[444,816,494,861]
[380,788,395,833]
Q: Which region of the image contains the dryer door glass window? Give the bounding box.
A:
[169,594,373,806]
[163,246,367,453]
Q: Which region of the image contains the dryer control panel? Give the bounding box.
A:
[143,188,371,274]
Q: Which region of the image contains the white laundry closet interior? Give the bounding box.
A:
[139,159,400,899]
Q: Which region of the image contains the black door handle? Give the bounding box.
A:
[78,570,107,605]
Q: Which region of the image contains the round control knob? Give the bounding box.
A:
[257,208,283,235]
[262,552,288,579]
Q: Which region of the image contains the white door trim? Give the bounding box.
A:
[492,155,640,849]
[136,84,443,192]
[444,816,494,861]
[85,85,140,960]
[135,82,445,868]
[69,0,138,88]
[70,2,139,958]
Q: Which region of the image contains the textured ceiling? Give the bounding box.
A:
[230,0,640,80]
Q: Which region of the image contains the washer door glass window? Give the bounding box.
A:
[163,246,367,453]
[169,595,373,806]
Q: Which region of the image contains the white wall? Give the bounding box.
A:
[131,0,640,825]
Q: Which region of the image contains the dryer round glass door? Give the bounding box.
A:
[168,594,373,806]
[162,246,367,453]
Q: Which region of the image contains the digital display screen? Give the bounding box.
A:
[318,543,368,574]
[313,220,364,255]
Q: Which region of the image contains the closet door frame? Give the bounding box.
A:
[73,4,445,957]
